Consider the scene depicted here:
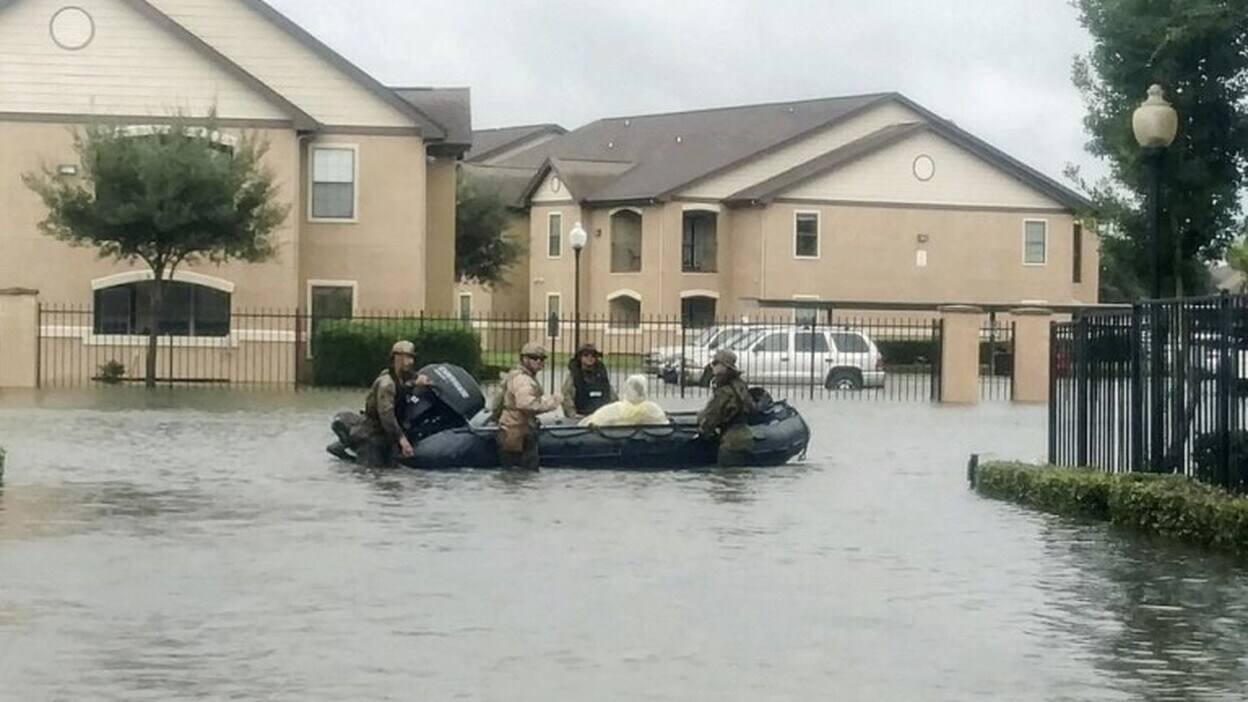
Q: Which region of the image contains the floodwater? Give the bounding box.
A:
[0,388,1246,701]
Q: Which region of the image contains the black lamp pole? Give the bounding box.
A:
[574,245,582,351]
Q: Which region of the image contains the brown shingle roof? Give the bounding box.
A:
[498,93,891,202]
[393,87,472,151]
[466,124,567,163]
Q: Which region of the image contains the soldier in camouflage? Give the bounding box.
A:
[697,348,756,466]
[493,342,562,470]
[334,340,431,467]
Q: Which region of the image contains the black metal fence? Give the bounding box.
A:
[36,305,945,402]
[980,318,1015,401]
[1050,293,1248,492]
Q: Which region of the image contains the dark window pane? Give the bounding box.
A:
[795,214,819,257]
[94,286,133,334]
[758,333,789,353]
[194,287,231,337]
[796,332,829,353]
[831,332,869,353]
[312,183,354,219]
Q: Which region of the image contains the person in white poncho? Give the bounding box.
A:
[578,374,669,427]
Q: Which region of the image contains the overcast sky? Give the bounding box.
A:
[269,0,1110,188]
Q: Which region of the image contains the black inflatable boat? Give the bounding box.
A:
[329,363,810,469]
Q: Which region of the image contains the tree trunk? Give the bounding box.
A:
[145,273,165,389]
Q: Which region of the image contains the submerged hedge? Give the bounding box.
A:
[974,462,1248,556]
[311,318,483,387]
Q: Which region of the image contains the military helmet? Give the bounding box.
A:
[390,340,416,358]
[520,342,548,359]
[711,348,738,372]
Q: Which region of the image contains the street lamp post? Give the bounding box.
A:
[570,222,588,351]
[1132,83,1178,472]
[1132,83,1179,298]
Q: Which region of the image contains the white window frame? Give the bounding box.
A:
[458,292,473,321]
[306,279,358,359]
[547,212,563,259]
[545,292,562,320]
[794,210,821,259]
[606,289,643,333]
[308,144,359,223]
[792,294,820,327]
[1022,219,1048,266]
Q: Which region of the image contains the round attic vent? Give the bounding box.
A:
[50,6,94,51]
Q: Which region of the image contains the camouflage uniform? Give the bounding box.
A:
[350,368,408,467]
[698,351,756,467]
[496,345,560,469]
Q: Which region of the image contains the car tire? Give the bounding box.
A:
[825,369,863,391]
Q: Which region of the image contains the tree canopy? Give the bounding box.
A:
[24,119,287,386]
[1070,0,1248,300]
[454,169,525,289]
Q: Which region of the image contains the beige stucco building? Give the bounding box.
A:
[460,93,1096,326]
[0,0,470,326]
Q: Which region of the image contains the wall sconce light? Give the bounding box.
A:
[595,228,602,238]
[57,164,79,176]
[916,233,930,244]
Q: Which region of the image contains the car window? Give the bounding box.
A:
[756,332,789,353]
[796,332,829,353]
[830,332,870,353]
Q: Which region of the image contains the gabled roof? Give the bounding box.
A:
[494,92,1091,212]
[727,122,927,203]
[466,124,567,163]
[461,163,540,209]
[393,87,472,152]
[496,93,892,203]
[0,0,455,137]
[518,158,636,203]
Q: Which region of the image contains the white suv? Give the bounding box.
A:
[643,325,748,375]
[670,326,885,390]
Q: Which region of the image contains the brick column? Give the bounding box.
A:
[939,305,982,404]
[1010,307,1053,404]
[0,288,39,389]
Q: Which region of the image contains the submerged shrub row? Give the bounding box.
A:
[974,462,1248,556]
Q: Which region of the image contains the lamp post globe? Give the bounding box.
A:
[570,222,587,349]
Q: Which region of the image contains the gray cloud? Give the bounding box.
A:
[270,0,1109,186]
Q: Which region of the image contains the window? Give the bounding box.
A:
[681,211,717,272]
[547,212,563,258]
[311,146,356,220]
[757,332,789,353]
[1024,220,1047,265]
[681,295,717,328]
[1072,221,1083,283]
[458,293,472,321]
[796,332,830,353]
[609,295,641,329]
[92,281,230,336]
[610,210,643,273]
[795,212,820,258]
[310,284,354,355]
[546,293,562,320]
[830,332,870,353]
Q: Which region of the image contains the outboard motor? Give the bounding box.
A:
[401,363,487,442]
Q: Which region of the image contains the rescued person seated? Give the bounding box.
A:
[578,374,669,427]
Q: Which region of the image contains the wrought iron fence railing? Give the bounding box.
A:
[1050,293,1248,492]
[36,305,945,402]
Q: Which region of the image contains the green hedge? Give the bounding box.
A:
[311,318,483,387]
[877,339,939,366]
[974,462,1248,555]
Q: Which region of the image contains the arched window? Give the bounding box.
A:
[94,280,231,336]
[608,291,641,329]
[610,209,643,273]
[681,295,717,328]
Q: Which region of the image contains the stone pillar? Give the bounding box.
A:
[0,288,39,389]
[939,305,982,404]
[1010,307,1053,404]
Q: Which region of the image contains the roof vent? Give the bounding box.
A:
[624,119,631,127]
[607,141,614,149]
[788,106,795,113]
[675,135,683,143]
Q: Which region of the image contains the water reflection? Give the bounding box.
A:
[1039,520,1248,700]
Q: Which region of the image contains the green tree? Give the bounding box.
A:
[1225,237,1248,292]
[24,119,287,387]
[1070,0,1248,299]
[455,169,524,288]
